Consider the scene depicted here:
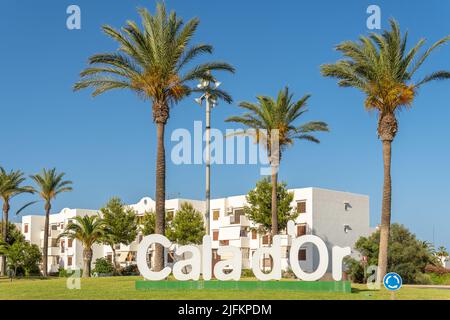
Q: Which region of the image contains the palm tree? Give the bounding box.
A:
[321,19,450,282]
[0,167,34,276]
[437,246,449,258]
[73,2,234,271]
[58,215,105,278]
[226,87,329,236]
[30,168,72,277]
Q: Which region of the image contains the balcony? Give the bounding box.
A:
[229,237,250,248]
[219,215,250,227]
[40,229,61,239]
[47,246,60,256]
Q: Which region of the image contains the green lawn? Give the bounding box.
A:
[0,276,449,300]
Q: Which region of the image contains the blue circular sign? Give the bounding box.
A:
[383,272,402,291]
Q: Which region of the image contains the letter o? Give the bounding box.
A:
[289,235,329,281]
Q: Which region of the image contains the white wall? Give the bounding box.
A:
[311,188,371,272]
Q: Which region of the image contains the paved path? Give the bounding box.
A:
[404,285,450,290]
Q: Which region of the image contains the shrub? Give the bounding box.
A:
[119,264,139,276]
[352,224,437,284]
[428,273,450,285]
[344,257,365,283]
[241,269,254,278]
[425,264,450,275]
[92,258,114,274]
[58,267,83,278]
[282,268,296,279]
[414,273,432,285]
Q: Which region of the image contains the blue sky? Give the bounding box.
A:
[1,0,449,249]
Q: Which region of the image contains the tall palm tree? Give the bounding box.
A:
[58,215,105,278]
[321,19,450,282]
[73,2,234,271]
[0,167,34,276]
[30,168,72,277]
[226,87,328,236]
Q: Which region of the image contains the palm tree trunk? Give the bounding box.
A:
[377,140,392,283]
[154,122,166,272]
[271,164,279,236]
[42,202,51,277]
[83,248,93,278]
[1,202,9,276]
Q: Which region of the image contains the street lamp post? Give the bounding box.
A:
[195,75,220,236]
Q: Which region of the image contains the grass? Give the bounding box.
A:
[0,276,449,300]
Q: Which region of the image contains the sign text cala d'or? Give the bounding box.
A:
[137,221,351,282]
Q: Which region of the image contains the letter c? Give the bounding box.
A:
[137,234,172,280]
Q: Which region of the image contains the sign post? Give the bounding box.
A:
[383,272,402,300]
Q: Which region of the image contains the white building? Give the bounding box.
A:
[21,187,372,275]
[209,188,371,273]
[22,208,103,273]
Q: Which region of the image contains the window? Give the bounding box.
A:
[219,240,229,246]
[297,201,307,214]
[262,235,270,245]
[114,244,121,250]
[297,224,307,236]
[298,249,307,261]
[60,240,65,253]
[67,256,73,266]
[213,210,220,221]
[68,239,73,248]
[233,209,244,224]
[263,257,272,268]
[240,228,248,237]
[213,230,219,241]
[251,230,257,240]
[24,224,29,233]
[51,224,58,231]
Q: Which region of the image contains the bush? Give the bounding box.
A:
[119,264,139,276]
[241,269,254,278]
[58,267,83,278]
[425,264,450,275]
[282,268,296,279]
[414,273,432,285]
[352,224,437,284]
[344,257,365,283]
[58,267,70,278]
[428,273,450,285]
[92,258,114,275]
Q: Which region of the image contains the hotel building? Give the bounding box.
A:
[21,187,372,274]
